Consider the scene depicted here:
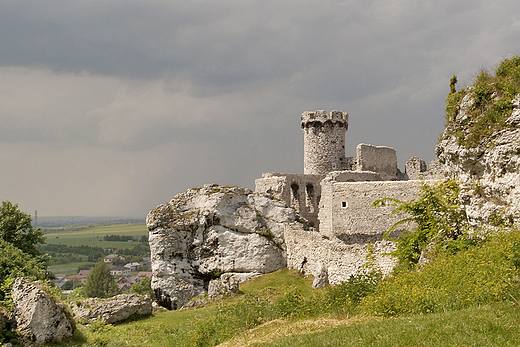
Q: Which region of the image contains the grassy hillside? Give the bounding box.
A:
[56,222,520,346]
[228,302,520,347]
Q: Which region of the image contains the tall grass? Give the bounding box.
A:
[361,228,520,316]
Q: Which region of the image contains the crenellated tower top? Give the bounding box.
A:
[301,110,349,175]
[301,110,349,129]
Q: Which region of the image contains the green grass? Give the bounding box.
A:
[57,269,313,347]
[48,262,95,276]
[50,227,520,347]
[360,228,520,316]
[253,302,520,347]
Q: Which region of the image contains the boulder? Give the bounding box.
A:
[208,274,239,299]
[147,184,296,309]
[179,299,208,310]
[11,278,75,345]
[312,263,329,289]
[70,294,152,324]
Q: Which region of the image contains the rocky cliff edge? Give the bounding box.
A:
[146,184,297,309]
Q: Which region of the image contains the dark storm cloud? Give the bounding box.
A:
[1,0,520,216]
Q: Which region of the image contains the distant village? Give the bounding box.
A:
[52,253,152,293]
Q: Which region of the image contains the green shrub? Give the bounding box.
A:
[276,288,304,318]
[0,240,48,307]
[372,180,471,269]
[130,276,153,298]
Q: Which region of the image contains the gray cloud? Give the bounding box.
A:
[1,0,519,217]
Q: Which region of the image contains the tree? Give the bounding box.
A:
[0,240,47,303]
[0,200,45,257]
[130,277,153,298]
[83,261,118,298]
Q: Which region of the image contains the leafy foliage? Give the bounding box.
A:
[0,240,47,305]
[38,244,108,263]
[130,277,153,298]
[0,201,48,309]
[83,261,118,298]
[372,180,471,269]
[103,234,136,242]
[444,55,520,148]
[0,200,45,257]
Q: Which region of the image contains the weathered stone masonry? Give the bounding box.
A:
[256,110,438,282]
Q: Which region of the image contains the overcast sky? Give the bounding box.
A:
[1,1,519,218]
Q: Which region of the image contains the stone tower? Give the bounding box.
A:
[301,110,349,175]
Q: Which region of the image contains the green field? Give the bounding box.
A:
[43,223,148,247]
[42,223,149,275]
[48,262,94,275]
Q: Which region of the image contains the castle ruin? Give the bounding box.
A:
[255,110,438,283]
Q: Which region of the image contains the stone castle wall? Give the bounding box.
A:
[356,143,400,181]
[255,173,324,228]
[319,178,422,237]
[285,223,397,284]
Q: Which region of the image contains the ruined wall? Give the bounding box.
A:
[319,178,422,237]
[356,143,400,181]
[301,110,348,175]
[285,223,397,284]
[255,173,324,228]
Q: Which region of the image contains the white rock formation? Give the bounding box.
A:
[208,273,239,299]
[147,184,297,309]
[70,294,152,324]
[436,93,520,226]
[11,278,75,345]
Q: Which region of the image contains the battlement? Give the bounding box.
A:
[301,110,348,130]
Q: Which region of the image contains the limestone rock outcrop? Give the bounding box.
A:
[208,273,239,299]
[70,294,152,324]
[11,278,75,345]
[147,184,297,309]
[436,93,520,226]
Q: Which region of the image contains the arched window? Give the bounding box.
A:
[306,183,315,213]
[290,183,300,210]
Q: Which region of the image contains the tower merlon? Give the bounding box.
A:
[301,110,348,130]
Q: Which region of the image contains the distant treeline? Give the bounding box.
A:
[38,244,107,263]
[103,234,148,242]
[118,243,150,257]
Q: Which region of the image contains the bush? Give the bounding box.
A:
[130,277,153,298]
[0,240,47,306]
[373,180,471,269]
[361,228,520,316]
